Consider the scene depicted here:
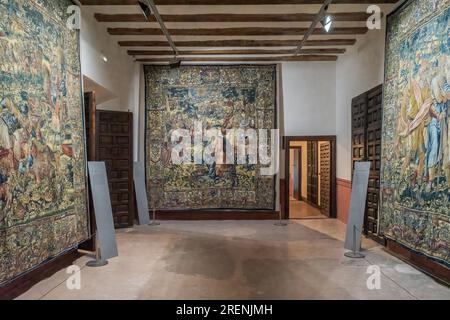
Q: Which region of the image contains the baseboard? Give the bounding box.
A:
[385,239,450,286]
[0,249,82,300]
[154,210,279,220]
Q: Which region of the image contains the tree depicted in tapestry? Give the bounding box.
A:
[0,0,88,284]
[145,65,277,210]
[381,0,450,265]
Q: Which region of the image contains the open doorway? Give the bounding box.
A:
[284,136,337,220]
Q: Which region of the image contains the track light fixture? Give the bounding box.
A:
[169,56,182,69]
[138,0,152,21]
[320,5,333,33]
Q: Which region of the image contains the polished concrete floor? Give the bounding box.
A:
[290,200,328,219]
[18,219,450,300]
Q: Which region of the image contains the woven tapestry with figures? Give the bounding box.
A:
[145,65,277,210]
[0,0,89,284]
[380,0,450,265]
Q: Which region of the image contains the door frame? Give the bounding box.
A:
[283,136,337,219]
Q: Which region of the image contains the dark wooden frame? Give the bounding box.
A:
[78,92,97,251]
[0,250,81,300]
[385,239,450,286]
[283,136,337,220]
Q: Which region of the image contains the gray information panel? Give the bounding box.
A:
[88,162,118,260]
[134,162,151,225]
[344,162,371,251]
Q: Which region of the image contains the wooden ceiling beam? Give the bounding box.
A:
[127,48,346,55]
[95,12,372,23]
[108,27,367,36]
[119,39,357,47]
[136,55,338,62]
[81,0,397,5]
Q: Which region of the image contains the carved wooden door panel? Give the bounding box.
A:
[351,84,384,244]
[365,85,384,243]
[320,142,331,217]
[95,110,134,229]
[352,92,367,170]
[307,141,318,206]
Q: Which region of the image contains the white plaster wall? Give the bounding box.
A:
[282,62,337,136]
[80,8,136,112]
[335,20,387,180]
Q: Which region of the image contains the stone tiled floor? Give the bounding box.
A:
[18,219,450,300]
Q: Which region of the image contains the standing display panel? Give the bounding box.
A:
[144,65,277,211]
[0,0,89,284]
[381,0,450,273]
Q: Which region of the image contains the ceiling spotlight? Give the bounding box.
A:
[169,57,181,69]
[321,15,333,32]
[138,0,152,21]
[320,5,333,33]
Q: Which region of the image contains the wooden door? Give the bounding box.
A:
[307,141,319,206]
[351,84,384,244]
[352,92,367,169]
[365,85,383,243]
[319,142,331,217]
[96,110,134,229]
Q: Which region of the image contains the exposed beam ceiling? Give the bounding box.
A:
[119,39,357,47]
[127,48,346,56]
[136,55,339,62]
[82,0,398,62]
[95,12,372,22]
[107,27,368,36]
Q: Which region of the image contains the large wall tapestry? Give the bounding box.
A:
[380,0,450,265]
[0,0,88,284]
[145,65,277,210]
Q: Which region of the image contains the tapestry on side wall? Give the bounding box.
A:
[0,0,89,284]
[380,0,450,265]
[145,65,277,210]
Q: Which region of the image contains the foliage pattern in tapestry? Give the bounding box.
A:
[380,0,450,265]
[0,0,88,284]
[145,65,277,210]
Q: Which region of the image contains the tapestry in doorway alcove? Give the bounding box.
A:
[380,0,450,265]
[0,0,89,284]
[144,65,277,210]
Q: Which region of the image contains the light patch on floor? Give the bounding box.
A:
[290,200,328,219]
[17,220,450,300]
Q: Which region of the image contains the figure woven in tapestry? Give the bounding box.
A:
[144,65,277,210]
[381,0,450,265]
[0,0,89,284]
